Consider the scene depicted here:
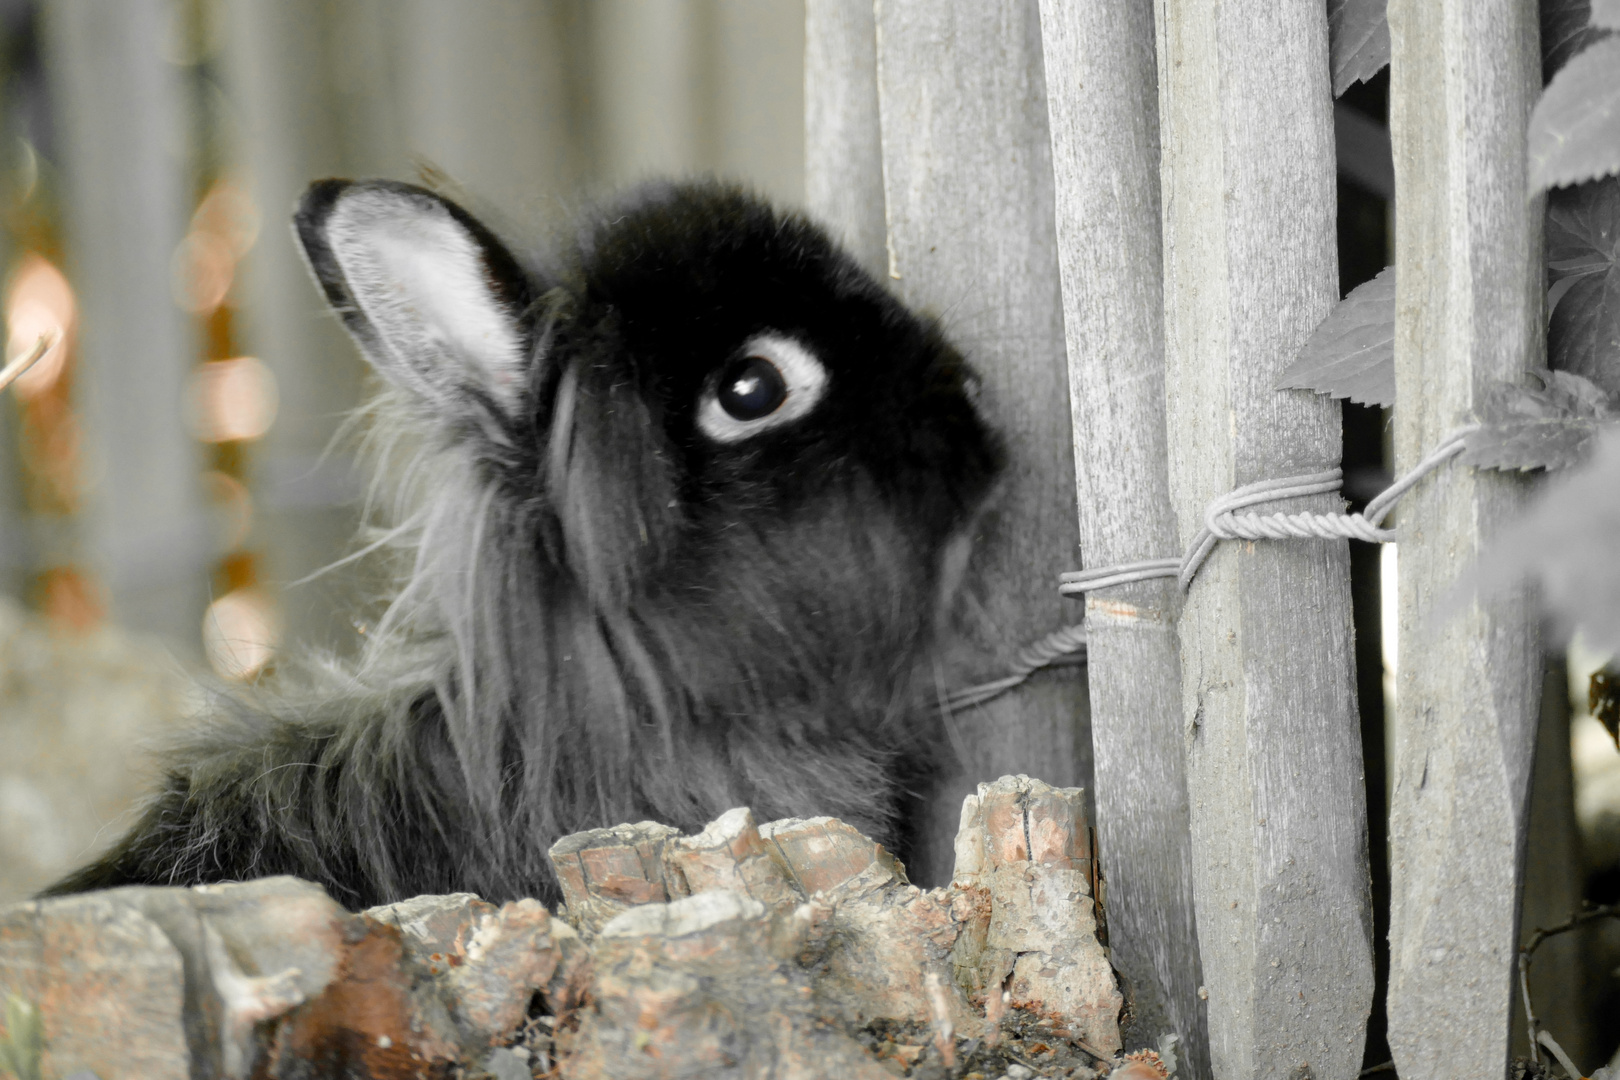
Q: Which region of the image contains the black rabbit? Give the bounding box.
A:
[47,179,1002,908]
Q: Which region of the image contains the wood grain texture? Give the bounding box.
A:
[1384,1,1544,1075]
[1154,2,1374,1076]
[873,0,1090,887]
[804,0,887,276]
[1037,3,1208,1073]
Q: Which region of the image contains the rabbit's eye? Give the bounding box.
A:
[697,333,828,443]
[717,356,787,420]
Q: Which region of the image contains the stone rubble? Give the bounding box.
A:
[0,775,1126,1079]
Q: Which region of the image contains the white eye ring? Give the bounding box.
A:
[696,332,829,444]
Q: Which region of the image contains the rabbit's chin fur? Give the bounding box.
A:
[46,180,1003,908]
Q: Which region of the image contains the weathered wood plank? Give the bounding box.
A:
[873,0,1090,887]
[1154,2,1374,1076]
[804,0,886,276]
[1384,1,1544,1074]
[1037,3,1208,1072]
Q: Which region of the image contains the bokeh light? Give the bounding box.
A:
[4,253,75,399]
[192,179,260,258]
[171,178,260,316]
[186,355,278,443]
[171,229,236,315]
[202,587,280,680]
[201,469,254,550]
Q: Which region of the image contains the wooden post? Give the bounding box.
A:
[1384,0,1544,1074]
[1155,2,1374,1076]
[1038,4,1208,1073]
[871,0,1090,887]
[804,0,886,276]
[42,0,204,647]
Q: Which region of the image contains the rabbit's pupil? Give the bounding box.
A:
[718,356,787,420]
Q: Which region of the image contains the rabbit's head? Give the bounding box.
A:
[294,179,1002,844]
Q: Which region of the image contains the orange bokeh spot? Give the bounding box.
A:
[173,179,261,316]
[192,178,261,259]
[4,254,75,399]
[35,565,104,633]
[186,356,278,443]
[203,587,281,680]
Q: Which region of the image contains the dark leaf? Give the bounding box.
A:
[1478,427,1620,656]
[1335,102,1394,199]
[1328,0,1390,97]
[1510,369,1613,418]
[1547,175,1620,266]
[1595,0,1620,30]
[1552,272,1620,393]
[1277,265,1394,406]
[1547,180,1620,395]
[1529,36,1620,192]
[1542,0,1610,80]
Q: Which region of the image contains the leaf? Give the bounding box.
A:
[1462,372,1614,471]
[1529,36,1620,192]
[1547,179,1620,395]
[1595,0,1620,30]
[1462,417,1605,470]
[1478,427,1620,657]
[1277,266,1394,406]
[1523,368,1613,417]
[1328,0,1390,97]
[1542,0,1610,80]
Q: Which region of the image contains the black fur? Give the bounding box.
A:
[47,180,1001,909]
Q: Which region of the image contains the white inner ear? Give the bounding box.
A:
[327,193,526,410]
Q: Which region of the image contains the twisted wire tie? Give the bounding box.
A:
[943,427,1475,714]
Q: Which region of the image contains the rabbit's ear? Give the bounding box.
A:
[295,179,535,418]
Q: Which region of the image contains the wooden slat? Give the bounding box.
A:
[42,0,204,645]
[709,0,806,207]
[1154,2,1374,1076]
[396,0,582,223]
[872,0,1090,887]
[1037,4,1208,1073]
[221,0,401,647]
[1384,0,1544,1074]
[804,0,886,277]
[585,0,710,183]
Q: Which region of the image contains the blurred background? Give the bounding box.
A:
[0,0,807,900]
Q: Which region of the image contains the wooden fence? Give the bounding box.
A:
[807,1,1547,1078]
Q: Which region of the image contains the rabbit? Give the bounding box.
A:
[45,178,1003,909]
